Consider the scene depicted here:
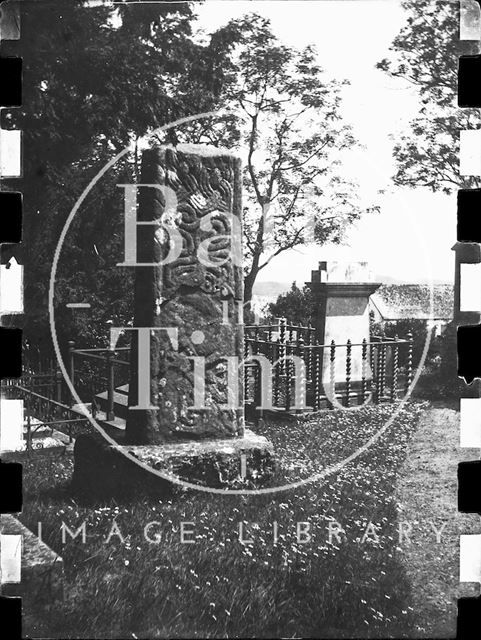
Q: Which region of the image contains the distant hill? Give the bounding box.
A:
[373,274,451,285]
[252,281,292,297]
[253,275,451,299]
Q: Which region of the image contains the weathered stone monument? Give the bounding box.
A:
[307,261,381,388]
[126,145,244,443]
[73,145,273,496]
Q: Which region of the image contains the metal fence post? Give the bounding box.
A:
[296,335,305,413]
[279,317,286,377]
[361,338,367,402]
[329,340,336,408]
[379,343,386,400]
[345,339,352,407]
[273,338,280,408]
[306,326,313,386]
[55,369,63,404]
[68,341,76,406]
[253,338,262,418]
[25,393,32,456]
[370,339,375,385]
[373,345,380,404]
[391,336,399,402]
[405,332,414,395]
[285,344,291,412]
[244,337,250,407]
[313,344,320,410]
[106,347,115,421]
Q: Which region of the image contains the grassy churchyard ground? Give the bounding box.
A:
[18,400,465,639]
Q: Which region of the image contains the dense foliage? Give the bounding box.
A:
[266,281,314,325]
[378,0,480,193]
[3,1,237,352]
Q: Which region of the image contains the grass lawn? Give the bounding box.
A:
[394,405,480,638]
[20,401,428,638]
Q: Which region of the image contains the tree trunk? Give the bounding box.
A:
[244,203,264,319]
[244,261,260,321]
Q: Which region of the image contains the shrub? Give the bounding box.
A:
[266,282,314,325]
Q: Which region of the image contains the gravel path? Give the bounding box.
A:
[395,406,480,638]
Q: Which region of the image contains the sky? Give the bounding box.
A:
[194,0,456,286]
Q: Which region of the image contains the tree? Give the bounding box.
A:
[377,0,481,193]
[173,14,367,307]
[233,16,366,306]
[267,282,314,326]
[2,1,236,350]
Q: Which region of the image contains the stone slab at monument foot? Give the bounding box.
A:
[0,514,63,607]
[73,144,274,496]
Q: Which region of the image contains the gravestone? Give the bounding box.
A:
[307,261,381,386]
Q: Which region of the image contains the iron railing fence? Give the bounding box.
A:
[66,342,130,419]
[244,319,413,411]
[2,321,413,425]
[2,384,91,456]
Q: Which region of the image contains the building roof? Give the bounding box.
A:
[370,284,454,321]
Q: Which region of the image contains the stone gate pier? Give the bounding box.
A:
[307,261,381,390]
[73,145,274,497]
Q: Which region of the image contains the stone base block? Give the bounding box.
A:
[0,514,63,607]
[72,430,275,499]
